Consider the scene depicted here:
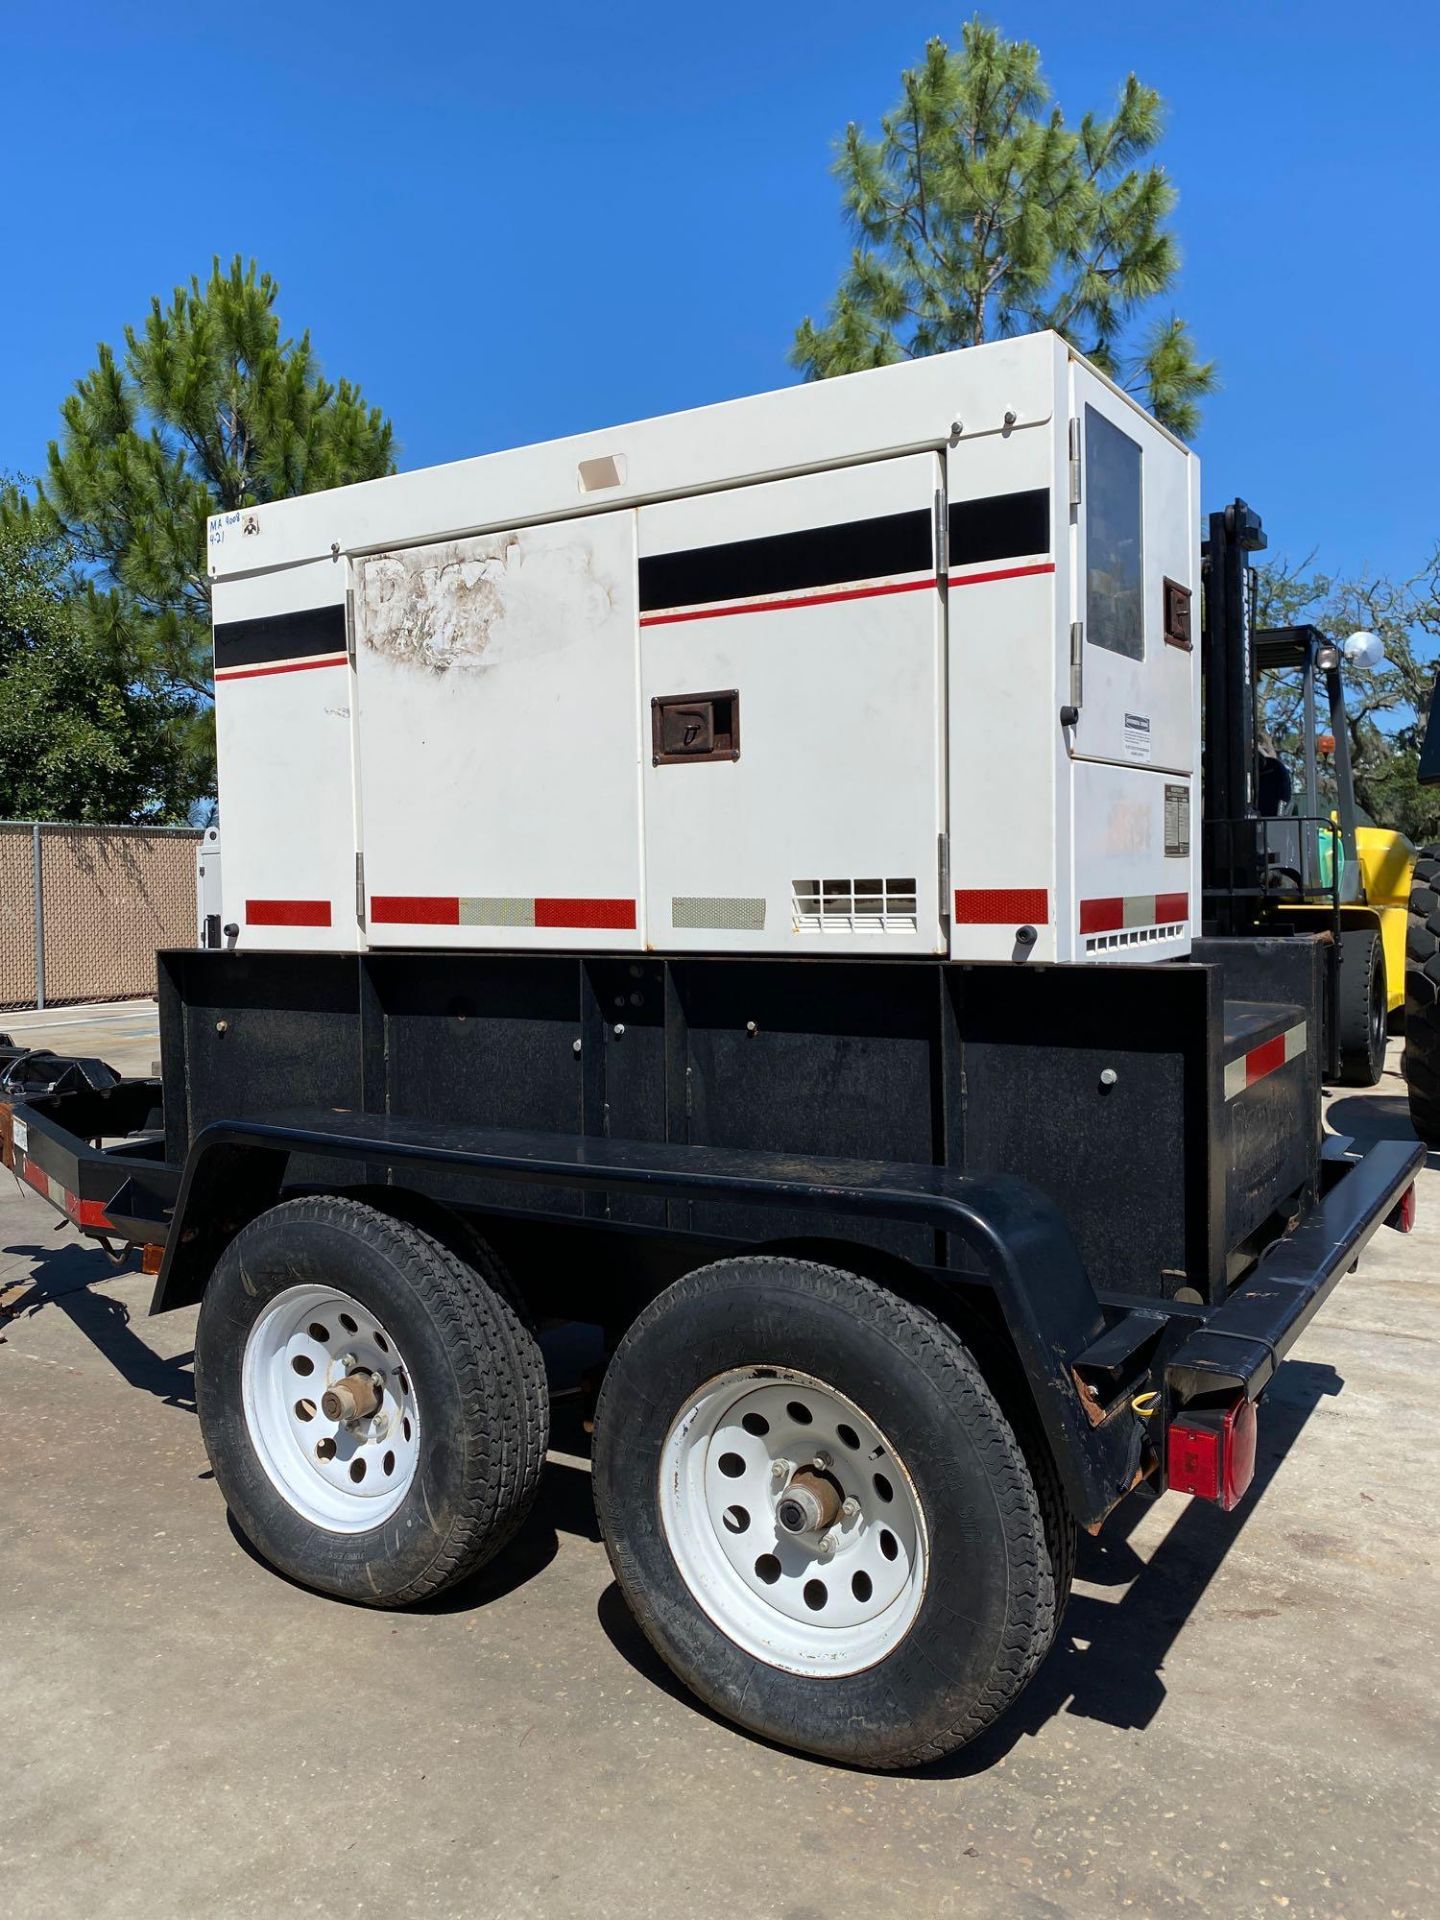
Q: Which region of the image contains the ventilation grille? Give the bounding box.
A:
[793,877,918,933]
[1084,921,1186,954]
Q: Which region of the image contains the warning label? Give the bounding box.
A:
[1165,782,1190,857]
[1123,712,1153,763]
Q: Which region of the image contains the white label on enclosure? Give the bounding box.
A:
[12,1116,27,1154]
[1123,712,1153,763]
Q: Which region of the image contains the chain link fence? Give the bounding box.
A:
[0,823,201,1012]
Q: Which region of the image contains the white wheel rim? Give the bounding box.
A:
[659,1366,928,1676]
[241,1285,421,1533]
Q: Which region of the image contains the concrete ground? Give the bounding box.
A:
[1,1012,1436,1920]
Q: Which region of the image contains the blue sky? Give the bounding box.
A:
[5,1,1438,584]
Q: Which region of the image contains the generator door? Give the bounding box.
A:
[1065,365,1199,962]
[637,454,947,955]
[353,509,644,950]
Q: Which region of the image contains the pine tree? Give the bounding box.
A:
[2,256,395,795]
[0,507,202,822]
[792,21,1216,436]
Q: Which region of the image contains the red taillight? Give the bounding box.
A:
[1166,1395,1258,1510]
[1386,1183,1417,1234]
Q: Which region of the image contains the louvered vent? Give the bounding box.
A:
[793,877,918,933]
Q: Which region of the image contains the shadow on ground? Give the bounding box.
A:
[1327,1092,1440,1169]
[1,1236,192,1410]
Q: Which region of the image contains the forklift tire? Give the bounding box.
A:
[1404,844,1440,1143]
[592,1255,1074,1770]
[195,1195,547,1606]
[1336,928,1386,1087]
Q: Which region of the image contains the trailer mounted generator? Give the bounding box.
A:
[4,332,1421,1771]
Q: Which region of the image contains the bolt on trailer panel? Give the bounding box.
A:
[207,331,1198,965]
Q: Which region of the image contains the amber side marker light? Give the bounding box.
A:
[1166,1395,1258,1511]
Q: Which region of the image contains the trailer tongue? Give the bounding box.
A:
[0,330,1422,1769]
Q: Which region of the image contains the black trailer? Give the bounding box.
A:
[5,936,1419,1768]
[0,344,1426,1769]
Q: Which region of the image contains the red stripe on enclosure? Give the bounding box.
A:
[214,655,349,683]
[1155,892,1190,923]
[640,577,937,628]
[954,888,1049,924]
[948,561,1055,588]
[370,896,461,925]
[534,898,637,930]
[246,899,333,927]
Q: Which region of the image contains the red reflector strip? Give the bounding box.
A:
[21,1157,113,1231]
[371,896,461,925]
[534,897,637,930]
[1223,1020,1308,1101]
[371,895,637,931]
[1245,1034,1286,1085]
[1079,896,1124,934]
[246,899,333,927]
[68,1194,116,1231]
[1080,892,1191,935]
[954,887,1049,925]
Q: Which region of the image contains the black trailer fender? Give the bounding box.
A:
[151,1110,1147,1530]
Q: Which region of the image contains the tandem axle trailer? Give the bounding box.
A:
[2,332,1424,1769]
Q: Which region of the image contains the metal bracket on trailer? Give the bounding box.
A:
[153,1109,1145,1530]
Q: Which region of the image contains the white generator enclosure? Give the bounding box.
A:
[209,332,1199,966]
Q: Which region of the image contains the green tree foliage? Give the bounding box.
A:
[2,256,395,797]
[792,19,1216,436]
[0,508,201,822]
[1255,550,1440,843]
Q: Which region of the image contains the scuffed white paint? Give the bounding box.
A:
[358,531,617,674]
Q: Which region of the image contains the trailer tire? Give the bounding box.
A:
[1404,844,1440,1143]
[592,1255,1073,1770]
[194,1195,547,1606]
[1337,927,1386,1086]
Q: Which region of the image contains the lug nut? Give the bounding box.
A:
[812,1449,832,1471]
[841,1496,860,1520]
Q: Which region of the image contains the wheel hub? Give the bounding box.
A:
[241,1285,421,1533]
[775,1469,842,1537]
[659,1367,928,1676]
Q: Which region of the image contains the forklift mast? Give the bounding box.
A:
[1201,499,1267,934]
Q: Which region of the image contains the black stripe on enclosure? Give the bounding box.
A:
[638,507,933,613]
[947,488,1050,568]
[213,603,348,671]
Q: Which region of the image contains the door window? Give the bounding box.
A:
[1085,406,1144,660]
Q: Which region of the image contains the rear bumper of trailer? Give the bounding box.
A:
[1165,1134,1422,1401]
